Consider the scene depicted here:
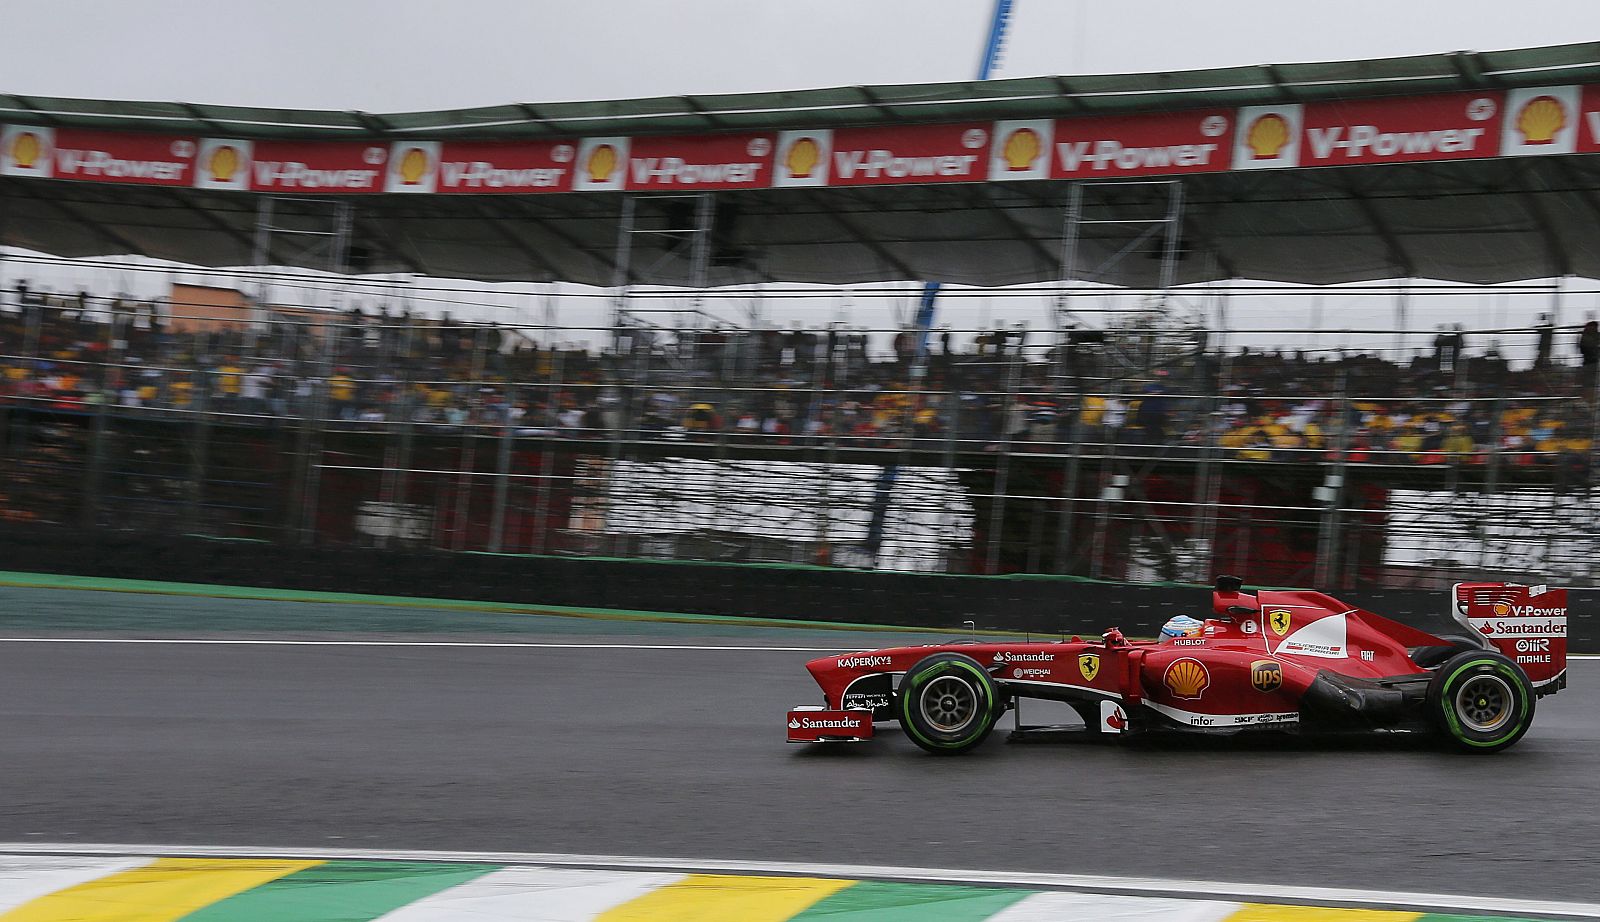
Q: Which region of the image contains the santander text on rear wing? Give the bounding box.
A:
[1454,582,1568,693]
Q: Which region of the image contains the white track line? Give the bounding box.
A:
[0,844,1594,918]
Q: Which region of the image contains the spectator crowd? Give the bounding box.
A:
[2,282,1597,471]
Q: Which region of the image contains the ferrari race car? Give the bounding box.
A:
[788,577,1568,754]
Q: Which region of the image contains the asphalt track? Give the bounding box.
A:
[0,587,1596,904]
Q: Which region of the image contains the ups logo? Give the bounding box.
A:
[1251,659,1284,693]
[1268,609,1293,637]
[1078,653,1100,682]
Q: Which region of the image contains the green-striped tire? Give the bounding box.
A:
[895,652,1001,755]
[1425,650,1536,753]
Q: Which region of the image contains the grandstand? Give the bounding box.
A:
[4,42,1600,590]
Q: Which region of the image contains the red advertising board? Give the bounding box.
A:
[34,128,197,186]
[1299,91,1503,166]
[1579,85,1600,153]
[1051,110,1233,178]
[828,122,991,186]
[624,133,775,191]
[434,140,576,194]
[248,140,389,193]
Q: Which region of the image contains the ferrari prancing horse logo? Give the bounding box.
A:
[1078,653,1100,682]
[1268,609,1293,637]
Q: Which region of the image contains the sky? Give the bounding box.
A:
[0,0,1597,111]
[2,0,1598,365]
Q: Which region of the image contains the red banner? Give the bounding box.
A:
[433,140,576,194]
[1298,91,1502,166]
[1050,110,1233,178]
[1577,85,1600,154]
[624,133,774,191]
[4,82,1600,194]
[0,126,196,185]
[827,122,991,186]
[248,140,388,193]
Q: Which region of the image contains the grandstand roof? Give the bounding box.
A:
[4,43,1600,289]
[4,43,1599,139]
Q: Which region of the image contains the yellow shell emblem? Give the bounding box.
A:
[1001,127,1041,170]
[399,147,429,184]
[209,145,239,182]
[11,131,41,169]
[1268,609,1292,637]
[1516,95,1565,145]
[1164,657,1210,700]
[786,137,820,178]
[1245,113,1290,159]
[1078,653,1100,682]
[587,143,618,182]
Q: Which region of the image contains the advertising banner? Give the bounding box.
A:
[772,129,832,187]
[3,126,196,185]
[1050,110,1232,178]
[989,119,1052,181]
[624,132,775,191]
[1581,85,1600,154]
[194,138,252,191]
[1299,91,1502,166]
[573,137,629,191]
[826,122,991,187]
[1232,104,1304,170]
[431,139,576,194]
[248,140,388,193]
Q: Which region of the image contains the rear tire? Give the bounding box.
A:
[1426,650,1535,753]
[895,653,1000,755]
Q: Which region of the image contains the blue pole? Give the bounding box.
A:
[867,0,1013,567]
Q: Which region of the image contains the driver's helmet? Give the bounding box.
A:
[1158,614,1204,642]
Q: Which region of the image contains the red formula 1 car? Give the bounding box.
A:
[788,577,1568,754]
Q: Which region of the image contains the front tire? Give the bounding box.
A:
[1426,650,1536,753]
[895,653,1000,755]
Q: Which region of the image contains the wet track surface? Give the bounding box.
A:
[1,628,1596,903]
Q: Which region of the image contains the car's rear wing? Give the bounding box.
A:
[1453,582,1568,694]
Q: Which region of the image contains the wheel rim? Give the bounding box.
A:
[919,675,978,733]
[1455,673,1514,734]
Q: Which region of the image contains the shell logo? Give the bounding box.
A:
[785,136,820,178]
[1268,609,1292,637]
[11,131,41,170]
[1078,653,1100,682]
[208,145,239,183]
[1245,113,1291,159]
[398,147,429,185]
[1492,600,1512,616]
[1516,95,1565,145]
[1000,127,1042,171]
[587,144,619,183]
[1164,657,1210,700]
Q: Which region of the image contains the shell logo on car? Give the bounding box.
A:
[1163,658,1210,700]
